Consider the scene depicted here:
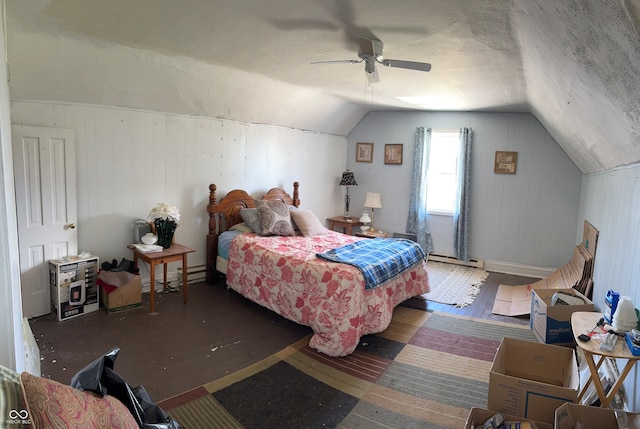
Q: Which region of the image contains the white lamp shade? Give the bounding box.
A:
[364,192,382,209]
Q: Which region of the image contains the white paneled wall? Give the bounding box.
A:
[348,111,583,271]
[580,166,640,307]
[10,101,347,270]
[579,164,640,411]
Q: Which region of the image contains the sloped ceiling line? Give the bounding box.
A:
[5,0,640,174]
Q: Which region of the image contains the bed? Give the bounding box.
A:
[206,182,430,357]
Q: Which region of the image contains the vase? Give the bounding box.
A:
[154,219,177,248]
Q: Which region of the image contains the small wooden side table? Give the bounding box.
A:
[355,230,389,238]
[326,216,362,235]
[129,243,195,314]
[571,311,640,407]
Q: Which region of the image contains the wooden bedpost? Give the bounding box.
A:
[293,181,300,207]
[206,184,219,285]
[208,184,218,234]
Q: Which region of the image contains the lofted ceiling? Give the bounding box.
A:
[5,0,640,174]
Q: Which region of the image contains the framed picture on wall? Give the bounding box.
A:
[356,142,373,163]
[494,151,518,174]
[384,144,403,164]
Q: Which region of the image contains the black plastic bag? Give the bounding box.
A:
[71,347,181,429]
[70,346,118,396]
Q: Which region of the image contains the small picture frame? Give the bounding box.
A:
[494,151,518,174]
[356,142,373,163]
[384,144,403,165]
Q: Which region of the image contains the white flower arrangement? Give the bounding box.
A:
[148,203,181,223]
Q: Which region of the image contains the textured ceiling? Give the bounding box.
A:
[5,0,640,173]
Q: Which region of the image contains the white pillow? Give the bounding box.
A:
[290,210,328,237]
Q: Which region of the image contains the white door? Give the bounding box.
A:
[12,125,77,318]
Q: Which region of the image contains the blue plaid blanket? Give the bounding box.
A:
[317,238,427,290]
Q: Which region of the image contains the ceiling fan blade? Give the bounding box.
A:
[310,59,363,65]
[380,59,431,72]
[270,19,339,31]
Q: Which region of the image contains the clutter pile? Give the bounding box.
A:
[492,220,599,317]
[102,258,138,273]
[97,258,142,313]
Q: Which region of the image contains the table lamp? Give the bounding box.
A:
[339,171,357,219]
[364,192,382,230]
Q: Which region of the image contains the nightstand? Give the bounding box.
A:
[355,230,389,239]
[326,216,362,235]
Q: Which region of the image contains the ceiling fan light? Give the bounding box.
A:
[366,70,379,84]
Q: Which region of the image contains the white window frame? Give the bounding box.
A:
[426,130,460,216]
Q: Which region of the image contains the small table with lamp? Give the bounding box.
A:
[355,230,389,238]
[326,216,362,235]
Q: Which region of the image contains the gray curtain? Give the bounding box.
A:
[406,127,433,254]
[453,127,472,261]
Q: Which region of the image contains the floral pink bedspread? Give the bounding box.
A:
[226,230,430,356]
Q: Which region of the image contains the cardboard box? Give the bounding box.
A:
[50,256,100,321]
[100,275,142,313]
[555,403,640,429]
[492,220,598,316]
[487,337,579,424]
[531,288,594,345]
[492,248,588,316]
[464,407,552,429]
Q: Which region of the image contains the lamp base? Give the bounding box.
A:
[343,214,352,219]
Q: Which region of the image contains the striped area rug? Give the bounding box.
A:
[159,308,536,429]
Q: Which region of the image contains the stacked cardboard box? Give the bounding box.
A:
[555,403,640,428]
[530,288,594,345]
[487,338,580,425]
[465,407,552,429]
[99,275,142,313]
[491,220,598,316]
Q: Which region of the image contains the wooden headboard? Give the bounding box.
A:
[206,182,300,284]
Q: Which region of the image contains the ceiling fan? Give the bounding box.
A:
[312,36,431,83]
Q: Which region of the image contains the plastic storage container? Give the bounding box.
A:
[604,290,620,324]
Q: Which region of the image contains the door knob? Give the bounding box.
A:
[65,223,76,230]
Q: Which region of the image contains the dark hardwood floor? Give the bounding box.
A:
[28,270,536,402]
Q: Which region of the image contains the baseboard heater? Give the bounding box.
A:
[177,265,207,284]
[392,233,484,270]
[428,253,485,270]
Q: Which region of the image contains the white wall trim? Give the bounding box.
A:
[138,261,555,288]
[484,259,556,279]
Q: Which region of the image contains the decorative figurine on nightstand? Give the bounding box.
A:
[359,212,372,232]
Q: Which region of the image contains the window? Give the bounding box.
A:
[426,130,460,215]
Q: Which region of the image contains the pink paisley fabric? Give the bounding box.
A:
[226,230,430,356]
[20,372,138,429]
